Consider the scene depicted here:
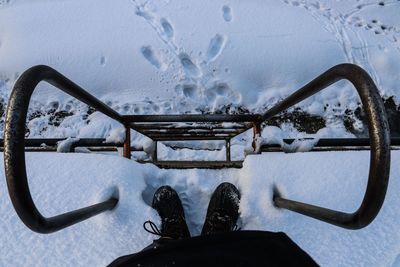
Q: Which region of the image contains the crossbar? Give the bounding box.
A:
[124,114,261,123]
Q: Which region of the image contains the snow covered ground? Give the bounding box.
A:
[0,0,400,139]
[1,0,400,266]
[1,151,399,266]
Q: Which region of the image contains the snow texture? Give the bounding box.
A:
[1,0,399,139]
[1,151,400,266]
[56,137,80,153]
[0,0,400,266]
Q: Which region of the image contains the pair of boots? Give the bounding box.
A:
[144,182,240,239]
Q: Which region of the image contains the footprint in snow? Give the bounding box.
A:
[207,34,227,62]
[222,5,232,22]
[205,82,241,104]
[179,53,202,78]
[100,55,106,66]
[160,18,174,40]
[181,84,199,99]
[141,46,166,70]
[352,16,396,36]
[0,0,11,6]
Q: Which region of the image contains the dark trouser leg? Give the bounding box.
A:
[141,237,174,252]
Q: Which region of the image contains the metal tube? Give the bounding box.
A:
[123,126,131,159]
[152,136,230,141]
[0,138,124,148]
[270,64,390,229]
[124,114,262,123]
[146,133,233,138]
[260,137,400,151]
[252,123,262,153]
[4,65,120,233]
[153,141,158,162]
[130,125,248,130]
[226,139,231,162]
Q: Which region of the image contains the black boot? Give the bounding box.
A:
[146,185,191,240]
[201,182,241,236]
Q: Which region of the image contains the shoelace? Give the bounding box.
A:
[143,220,163,237]
[233,224,241,231]
[143,217,188,239]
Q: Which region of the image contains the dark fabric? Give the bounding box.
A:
[108,231,318,267]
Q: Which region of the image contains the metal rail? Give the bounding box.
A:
[0,138,124,151]
[4,65,124,233]
[260,137,400,152]
[268,64,390,229]
[124,114,262,123]
[4,63,391,232]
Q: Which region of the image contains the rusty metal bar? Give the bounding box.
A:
[138,128,245,134]
[0,138,133,153]
[252,123,262,152]
[226,139,231,162]
[123,126,131,159]
[267,64,390,229]
[71,140,123,150]
[0,138,121,147]
[146,133,234,138]
[147,160,244,169]
[152,136,229,141]
[163,142,224,151]
[153,141,158,162]
[263,146,399,152]
[130,124,248,130]
[4,65,120,233]
[124,114,262,123]
[260,137,400,152]
[1,137,397,152]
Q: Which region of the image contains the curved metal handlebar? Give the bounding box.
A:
[267,64,390,229]
[4,65,121,233]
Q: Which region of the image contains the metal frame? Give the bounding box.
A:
[4,63,390,233]
[261,137,400,152]
[266,64,390,229]
[4,66,124,233]
[0,138,123,149]
[125,114,261,164]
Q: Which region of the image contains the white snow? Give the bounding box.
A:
[1,151,399,266]
[56,137,80,153]
[105,128,126,144]
[1,0,400,266]
[1,0,399,139]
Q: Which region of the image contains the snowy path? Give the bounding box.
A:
[1,151,399,266]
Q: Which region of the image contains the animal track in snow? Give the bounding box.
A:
[100,55,106,66]
[0,0,11,6]
[141,46,166,70]
[222,5,232,22]
[351,16,400,42]
[205,82,241,103]
[131,0,239,105]
[179,53,202,78]
[133,1,178,53]
[281,0,386,86]
[160,18,174,40]
[181,84,199,98]
[207,34,227,62]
